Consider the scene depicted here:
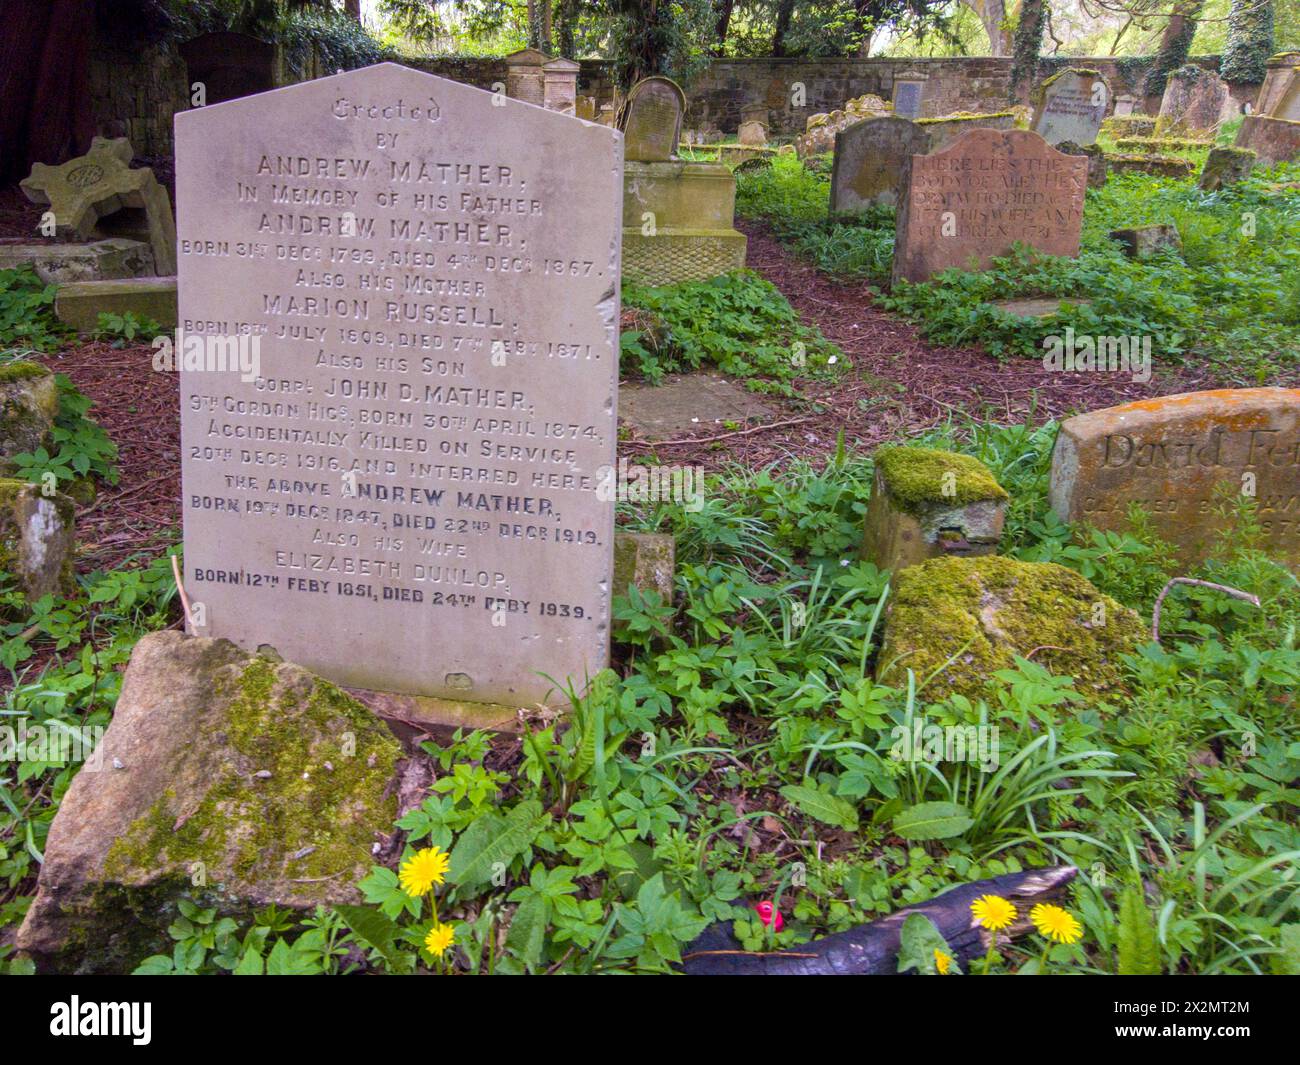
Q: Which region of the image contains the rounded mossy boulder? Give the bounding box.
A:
[874,446,1009,516]
[877,555,1146,702]
[0,360,57,470]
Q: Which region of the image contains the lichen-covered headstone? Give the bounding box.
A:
[1156,65,1231,137]
[20,136,177,275]
[830,116,930,212]
[915,111,1016,153]
[737,120,768,146]
[892,129,1087,285]
[861,447,1008,574]
[0,360,58,468]
[1049,388,1300,568]
[0,478,76,602]
[1031,69,1109,146]
[621,77,686,162]
[877,555,1146,701]
[1199,146,1256,190]
[16,632,404,972]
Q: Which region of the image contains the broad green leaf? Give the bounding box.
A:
[779,784,859,830]
[449,799,544,890]
[892,801,973,841]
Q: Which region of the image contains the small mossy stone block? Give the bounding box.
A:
[1109,223,1182,258]
[1055,141,1108,187]
[1104,154,1197,178]
[16,631,403,972]
[54,276,177,333]
[862,448,1008,574]
[877,555,1146,702]
[613,530,675,605]
[1199,146,1256,190]
[0,361,58,470]
[0,478,76,602]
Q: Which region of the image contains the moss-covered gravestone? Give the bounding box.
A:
[17,632,403,972]
[0,360,58,469]
[0,478,76,602]
[1199,147,1256,191]
[861,447,1008,574]
[877,556,1146,702]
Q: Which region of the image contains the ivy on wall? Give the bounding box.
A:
[1221,0,1275,84]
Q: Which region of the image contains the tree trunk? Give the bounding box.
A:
[1008,0,1047,103]
[0,0,94,184]
[965,0,1011,56]
[344,0,361,21]
[1143,0,1205,100]
[772,0,796,57]
[1220,0,1273,84]
[712,0,735,56]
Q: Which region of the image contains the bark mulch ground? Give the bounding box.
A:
[622,218,1223,471]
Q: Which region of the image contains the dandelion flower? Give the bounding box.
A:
[1030,903,1082,945]
[970,894,1017,931]
[934,949,953,975]
[399,846,450,896]
[424,922,455,957]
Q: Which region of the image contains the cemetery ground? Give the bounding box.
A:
[1,153,1299,978]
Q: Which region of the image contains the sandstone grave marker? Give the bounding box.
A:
[1031,68,1109,146]
[175,63,623,715]
[1049,388,1300,568]
[830,115,930,212]
[892,128,1087,285]
[621,77,686,162]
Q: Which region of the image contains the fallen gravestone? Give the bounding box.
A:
[175,63,622,722]
[622,76,687,162]
[1031,69,1109,146]
[1049,388,1300,567]
[830,116,930,212]
[20,136,177,275]
[892,128,1088,285]
[0,237,155,285]
[877,555,1146,702]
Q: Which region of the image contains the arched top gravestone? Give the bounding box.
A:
[1030,68,1110,146]
[891,128,1087,285]
[830,116,930,212]
[174,63,623,716]
[620,77,686,161]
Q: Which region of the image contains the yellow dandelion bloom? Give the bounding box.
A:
[399,846,450,896]
[970,894,1017,931]
[1030,903,1082,945]
[424,922,455,957]
[934,949,953,975]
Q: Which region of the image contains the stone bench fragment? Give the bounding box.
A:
[861,447,1008,575]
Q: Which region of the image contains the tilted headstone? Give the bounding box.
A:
[1271,67,1300,120]
[891,129,1087,285]
[20,136,177,275]
[1049,389,1300,568]
[174,63,622,715]
[892,76,927,120]
[620,77,686,162]
[830,115,930,212]
[1157,65,1231,136]
[1031,68,1109,146]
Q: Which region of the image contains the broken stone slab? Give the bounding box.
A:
[1199,146,1256,190]
[861,447,1009,575]
[1055,140,1108,188]
[16,631,403,973]
[0,478,76,602]
[613,530,675,604]
[20,136,177,275]
[1109,224,1182,259]
[877,555,1146,702]
[0,238,155,285]
[1048,387,1300,568]
[0,360,58,469]
[1104,154,1197,179]
[53,276,177,333]
[991,297,1093,320]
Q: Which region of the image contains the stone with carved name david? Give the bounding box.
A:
[1049,389,1300,567]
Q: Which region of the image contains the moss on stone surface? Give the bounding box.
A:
[874,447,1008,515]
[878,555,1146,702]
[104,656,400,898]
[0,360,51,384]
[916,111,1015,125]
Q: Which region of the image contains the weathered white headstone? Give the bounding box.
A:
[175,64,623,712]
[1031,68,1109,146]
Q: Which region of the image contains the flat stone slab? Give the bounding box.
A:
[0,238,155,285]
[619,373,776,437]
[1049,388,1300,568]
[992,297,1092,319]
[54,276,177,332]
